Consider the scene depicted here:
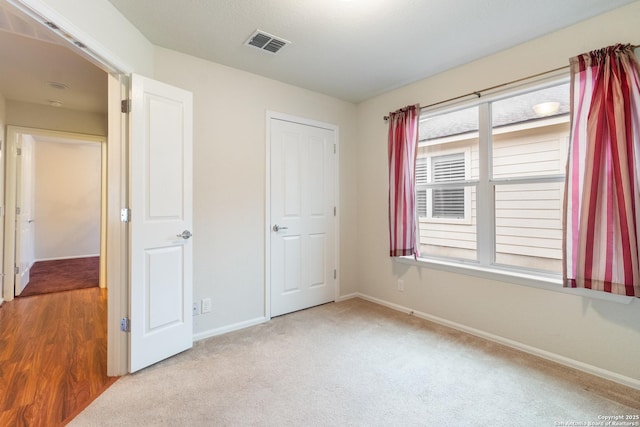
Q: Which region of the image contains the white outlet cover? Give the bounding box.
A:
[202,298,212,313]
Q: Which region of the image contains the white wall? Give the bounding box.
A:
[7,101,107,136]
[33,140,101,260]
[356,2,640,385]
[154,47,359,336]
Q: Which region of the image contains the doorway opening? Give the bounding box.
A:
[3,127,107,299]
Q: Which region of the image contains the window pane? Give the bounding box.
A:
[419,106,478,172]
[418,105,478,220]
[419,184,477,261]
[418,106,478,261]
[491,84,570,179]
[494,181,564,273]
[420,106,479,141]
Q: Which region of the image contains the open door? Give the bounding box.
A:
[129,74,193,372]
[14,136,35,295]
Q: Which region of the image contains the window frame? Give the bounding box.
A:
[410,75,571,278]
[401,72,636,304]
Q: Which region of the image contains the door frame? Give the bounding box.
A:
[7,0,132,375]
[264,111,340,320]
[3,127,107,300]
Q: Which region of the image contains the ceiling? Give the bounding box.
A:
[107,0,637,103]
[0,0,106,114]
[0,0,636,114]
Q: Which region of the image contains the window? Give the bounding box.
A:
[414,80,570,274]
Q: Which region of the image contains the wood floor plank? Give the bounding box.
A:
[0,288,118,426]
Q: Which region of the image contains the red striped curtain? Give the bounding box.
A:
[564,44,640,297]
[388,104,420,257]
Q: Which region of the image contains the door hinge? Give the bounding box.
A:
[120,208,131,223]
[334,269,337,280]
[16,207,20,215]
[333,206,336,216]
[120,317,130,333]
[333,144,336,154]
[14,265,19,275]
[121,99,131,113]
[16,147,22,156]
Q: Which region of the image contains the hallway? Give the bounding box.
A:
[0,287,116,426]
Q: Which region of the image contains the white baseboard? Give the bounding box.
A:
[36,254,100,262]
[193,316,268,342]
[354,292,640,391]
[336,292,359,302]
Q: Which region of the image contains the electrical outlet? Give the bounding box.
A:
[192,302,199,316]
[201,298,212,314]
[397,279,404,292]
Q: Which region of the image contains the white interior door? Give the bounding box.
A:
[15,136,35,295]
[270,117,336,317]
[129,74,193,372]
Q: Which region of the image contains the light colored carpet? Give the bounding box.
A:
[70,298,639,426]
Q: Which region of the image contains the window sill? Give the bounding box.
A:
[396,256,635,305]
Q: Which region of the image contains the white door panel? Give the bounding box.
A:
[270,118,335,317]
[129,74,193,372]
[15,137,35,295]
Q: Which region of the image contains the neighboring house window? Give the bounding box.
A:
[415,79,570,274]
[416,153,468,220]
[431,153,465,219]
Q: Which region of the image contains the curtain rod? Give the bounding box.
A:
[383,43,640,122]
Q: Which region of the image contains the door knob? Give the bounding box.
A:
[272,224,288,232]
[177,230,193,239]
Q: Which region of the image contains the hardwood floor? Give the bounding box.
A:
[0,288,118,426]
[19,257,100,297]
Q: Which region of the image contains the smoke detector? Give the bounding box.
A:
[244,30,290,54]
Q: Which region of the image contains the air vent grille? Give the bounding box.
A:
[245,30,290,54]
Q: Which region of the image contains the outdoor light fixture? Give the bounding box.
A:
[533,101,560,117]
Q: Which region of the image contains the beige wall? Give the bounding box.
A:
[33,140,101,260]
[153,47,359,336]
[6,101,107,136]
[356,2,640,384]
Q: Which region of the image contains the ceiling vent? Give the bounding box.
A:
[245,30,290,54]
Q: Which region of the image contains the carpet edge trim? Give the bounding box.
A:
[60,375,119,426]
